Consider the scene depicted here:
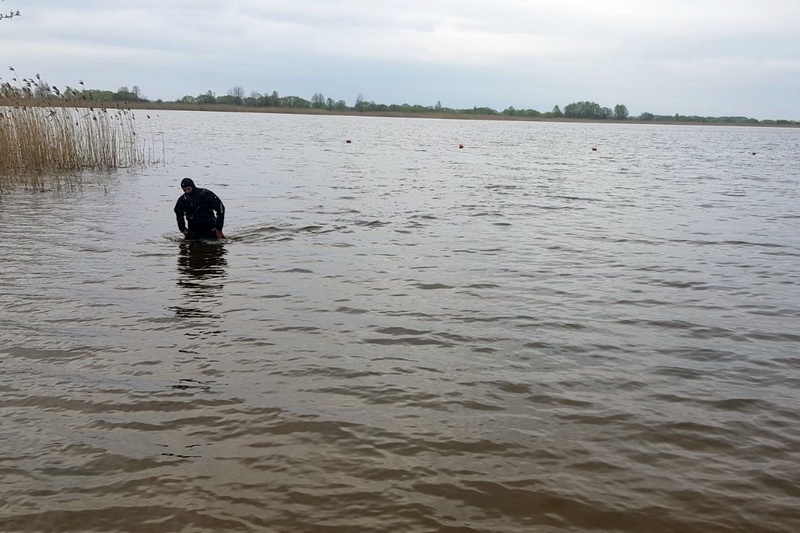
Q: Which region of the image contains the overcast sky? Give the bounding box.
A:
[2,0,799,119]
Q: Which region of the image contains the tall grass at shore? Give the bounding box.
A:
[0,70,160,191]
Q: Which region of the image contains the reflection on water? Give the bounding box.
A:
[174,240,227,319]
[177,239,228,285]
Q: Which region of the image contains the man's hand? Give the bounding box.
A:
[182,229,188,236]
[214,228,224,239]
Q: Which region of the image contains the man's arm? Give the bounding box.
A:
[174,200,187,233]
[211,194,225,231]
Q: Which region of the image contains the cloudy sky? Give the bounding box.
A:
[2,0,799,119]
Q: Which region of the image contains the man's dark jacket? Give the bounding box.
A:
[174,185,225,239]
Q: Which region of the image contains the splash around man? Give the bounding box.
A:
[174,178,225,240]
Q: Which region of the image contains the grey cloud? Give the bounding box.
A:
[2,0,798,119]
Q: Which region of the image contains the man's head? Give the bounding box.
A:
[181,178,196,195]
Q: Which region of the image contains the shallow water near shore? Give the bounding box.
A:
[1,111,799,532]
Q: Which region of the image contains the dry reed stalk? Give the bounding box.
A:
[0,71,161,192]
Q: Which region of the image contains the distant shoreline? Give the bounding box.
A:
[4,99,797,127]
[118,102,800,127]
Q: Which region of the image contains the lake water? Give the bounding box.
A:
[1,111,799,532]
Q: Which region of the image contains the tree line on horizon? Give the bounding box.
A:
[170,88,793,125]
[91,86,800,126]
[1,75,797,126]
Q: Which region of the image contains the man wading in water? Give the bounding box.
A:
[174,178,226,240]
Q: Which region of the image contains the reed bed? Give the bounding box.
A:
[1,71,161,191]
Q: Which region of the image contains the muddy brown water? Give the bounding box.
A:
[1,112,799,532]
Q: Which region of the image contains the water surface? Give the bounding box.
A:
[1,112,799,532]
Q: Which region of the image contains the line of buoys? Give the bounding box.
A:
[344,141,758,157]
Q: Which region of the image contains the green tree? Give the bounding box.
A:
[354,94,366,112]
[470,107,498,115]
[638,111,654,121]
[551,105,563,117]
[311,93,325,109]
[279,95,310,108]
[564,101,607,119]
[244,91,261,107]
[197,90,216,104]
[258,91,280,107]
[225,86,244,105]
[613,104,629,120]
[115,86,133,101]
[216,94,239,105]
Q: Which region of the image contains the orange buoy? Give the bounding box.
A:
[459,144,464,149]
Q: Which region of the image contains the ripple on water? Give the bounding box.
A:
[1,117,800,532]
